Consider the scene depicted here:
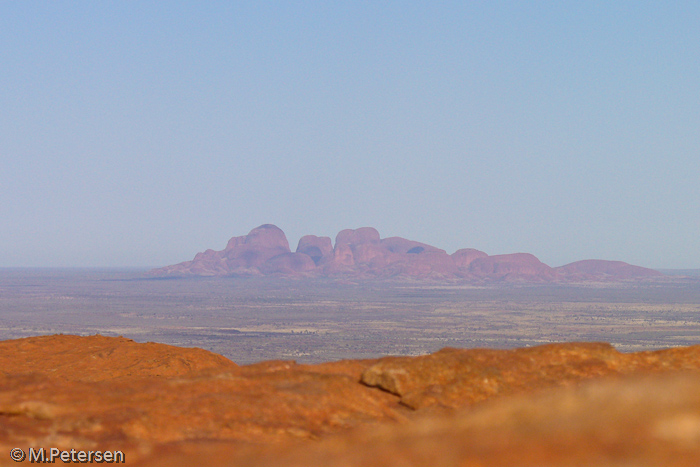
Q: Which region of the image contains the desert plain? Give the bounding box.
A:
[2,268,700,363]
[2,268,700,466]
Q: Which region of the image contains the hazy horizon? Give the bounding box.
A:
[2,2,699,269]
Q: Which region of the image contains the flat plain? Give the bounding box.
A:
[1,268,699,364]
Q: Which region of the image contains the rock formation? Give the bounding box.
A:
[451,247,488,268]
[296,235,333,265]
[556,259,663,280]
[3,335,700,466]
[467,252,558,281]
[149,224,663,282]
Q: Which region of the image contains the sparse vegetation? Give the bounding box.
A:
[1,269,699,364]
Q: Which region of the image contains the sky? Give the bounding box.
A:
[1,1,699,269]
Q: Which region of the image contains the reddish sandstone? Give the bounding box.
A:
[3,335,700,466]
[149,225,662,282]
[468,252,557,281]
[556,259,664,280]
[296,235,333,265]
[451,248,488,268]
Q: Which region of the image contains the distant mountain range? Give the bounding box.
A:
[149,224,663,282]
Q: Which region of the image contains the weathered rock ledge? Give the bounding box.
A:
[2,335,700,466]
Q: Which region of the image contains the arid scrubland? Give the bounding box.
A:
[1,269,699,364]
[2,269,700,465]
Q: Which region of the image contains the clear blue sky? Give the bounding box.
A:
[2,2,698,268]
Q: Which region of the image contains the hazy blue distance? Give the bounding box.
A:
[2,2,699,268]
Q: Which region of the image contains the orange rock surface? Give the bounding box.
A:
[360,342,700,409]
[2,335,700,466]
[0,334,238,381]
